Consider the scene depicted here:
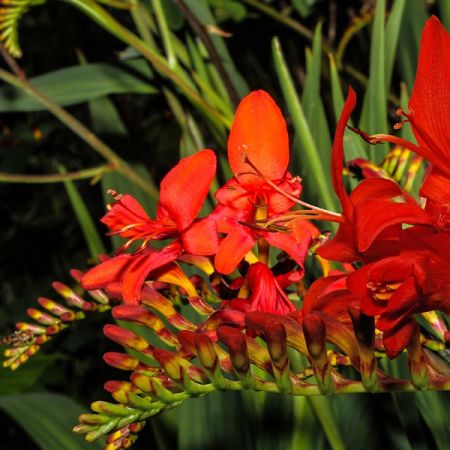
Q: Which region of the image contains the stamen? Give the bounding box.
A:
[242,155,343,222]
[349,125,423,156]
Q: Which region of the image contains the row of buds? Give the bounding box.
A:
[2,269,113,370]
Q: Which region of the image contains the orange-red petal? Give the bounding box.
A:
[228,90,289,186]
[158,149,216,231]
[214,226,255,274]
[181,217,219,255]
[409,16,450,176]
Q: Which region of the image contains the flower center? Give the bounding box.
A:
[366,281,401,302]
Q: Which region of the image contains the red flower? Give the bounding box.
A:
[317,89,432,263]
[358,17,450,229]
[347,228,450,357]
[82,150,218,304]
[212,90,317,274]
[213,263,296,328]
[408,17,450,207]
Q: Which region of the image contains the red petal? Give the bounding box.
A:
[331,88,356,215]
[264,172,302,214]
[409,17,450,176]
[158,149,216,231]
[354,198,431,252]
[101,194,155,238]
[420,169,450,229]
[265,220,315,267]
[228,90,289,186]
[246,262,296,315]
[122,243,182,304]
[181,217,219,255]
[81,254,132,290]
[215,178,255,212]
[214,226,255,274]
[382,320,418,359]
[316,222,359,263]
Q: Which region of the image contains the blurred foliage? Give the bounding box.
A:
[0,0,449,449]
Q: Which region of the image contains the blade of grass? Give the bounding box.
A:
[0,393,104,450]
[301,23,332,159]
[438,0,450,30]
[359,0,388,160]
[183,0,249,97]
[397,0,427,89]
[153,0,178,68]
[385,0,406,89]
[328,54,364,159]
[308,396,346,450]
[272,37,338,214]
[60,166,106,262]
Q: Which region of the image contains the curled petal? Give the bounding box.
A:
[158,149,216,231]
[331,87,356,215]
[228,90,289,186]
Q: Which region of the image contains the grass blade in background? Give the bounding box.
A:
[308,396,345,450]
[415,392,450,450]
[0,393,103,450]
[0,61,156,112]
[328,54,364,160]
[183,0,249,97]
[438,0,450,29]
[272,37,338,213]
[301,23,332,160]
[61,167,106,262]
[398,0,427,89]
[384,0,406,90]
[359,0,388,160]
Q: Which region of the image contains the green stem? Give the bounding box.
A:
[0,68,158,198]
[0,165,112,184]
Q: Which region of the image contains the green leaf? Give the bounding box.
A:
[328,54,365,160]
[308,396,345,450]
[0,350,60,395]
[438,0,450,30]
[61,167,106,262]
[0,60,156,112]
[0,392,103,450]
[178,391,253,450]
[292,0,316,18]
[184,0,249,96]
[415,391,450,450]
[398,0,427,89]
[301,23,332,161]
[272,37,338,214]
[359,0,388,160]
[385,0,406,89]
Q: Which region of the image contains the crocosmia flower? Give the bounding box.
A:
[213,90,317,274]
[82,149,218,304]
